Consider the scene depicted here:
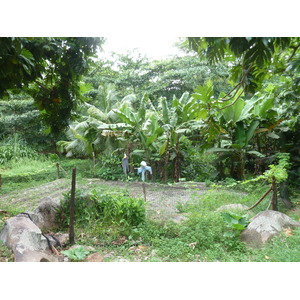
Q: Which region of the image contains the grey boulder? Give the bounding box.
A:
[240,210,300,248]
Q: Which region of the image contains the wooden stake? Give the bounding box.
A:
[142,183,147,202]
[0,174,2,189]
[56,163,60,179]
[69,168,76,245]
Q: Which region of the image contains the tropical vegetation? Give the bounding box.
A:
[1,37,300,262]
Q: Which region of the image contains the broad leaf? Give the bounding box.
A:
[245,120,260,145]
[221,97,245,123]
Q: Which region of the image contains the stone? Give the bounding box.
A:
[28,198,60,230]
[240,210,300,248]
[49,233,69,247]
[17,250,63,262]
[0,214,61,262]
[216,204,249,212]
[85,252,103,262]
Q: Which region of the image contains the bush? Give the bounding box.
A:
[96,155,124,180]
[57,188,146,229]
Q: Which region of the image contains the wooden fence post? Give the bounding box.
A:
[142,183,147,202]
[0,174,2,189]
[56,163,60,179]
[69,168,76,245]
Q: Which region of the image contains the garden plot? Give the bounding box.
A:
[0,178,209,221]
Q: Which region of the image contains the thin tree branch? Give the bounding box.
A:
[35,80,51,91]
[287,44,300,62]
[220,85,246,109]
[247,185,272,210]
[220,62,253,102]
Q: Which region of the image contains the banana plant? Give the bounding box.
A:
[207,88,280,179]
[112,94,162,172]
[157,92,202,182]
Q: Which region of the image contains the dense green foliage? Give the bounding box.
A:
[0,37,103,134]
[57,188,146,229]
[1,36,300,193]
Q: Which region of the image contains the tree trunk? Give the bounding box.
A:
[164,137,170,182]
[173,141,181,182]
[126,144,134,173]
[230,151,245,180]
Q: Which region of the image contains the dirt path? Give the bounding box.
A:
[0,178,209,221]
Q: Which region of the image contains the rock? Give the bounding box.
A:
[0,215,48,252]
[0,214,61,262]
[240,210,300,248]
[49,233,69,247]
[17,250,63,262]
[85,252,103,262]
[28,198,60,230]
[216,204,249,212]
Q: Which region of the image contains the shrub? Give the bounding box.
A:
[57,188,146,229]
[61,246,91,261]
[96,155,124,180]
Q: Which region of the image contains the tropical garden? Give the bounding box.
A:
[1,37,300,262]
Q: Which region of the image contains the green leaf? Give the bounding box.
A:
[221,97,245,123]
[247,150,265,158]
[245,120,260,145]
[235,122,246,147]
[238,96,260,121]
[206,147,233,153]
[146,134,157,146]
[267,132,280,139]
[192,80,214,103]
[159,141,168,156]
[232,223,246,230]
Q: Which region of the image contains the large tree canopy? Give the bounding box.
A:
[0,37,103,133]
[188,37,300,93]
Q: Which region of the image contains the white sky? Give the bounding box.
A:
[98,37,185,60]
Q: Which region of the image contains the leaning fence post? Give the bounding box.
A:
[69,168,76,245]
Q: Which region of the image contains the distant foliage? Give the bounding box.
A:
[0,135,38,164]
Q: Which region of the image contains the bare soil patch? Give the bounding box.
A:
[0,178,209,221]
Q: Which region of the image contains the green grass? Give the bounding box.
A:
[0,157,95,194]
[57,183,299,262]
[0,241,14,262]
